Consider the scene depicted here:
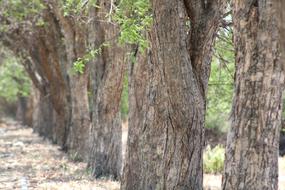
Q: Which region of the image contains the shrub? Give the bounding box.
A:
[203,145,225,174]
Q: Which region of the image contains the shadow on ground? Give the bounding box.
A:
[0,121,119,190]
[1,120,284,190]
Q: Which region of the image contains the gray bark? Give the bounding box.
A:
[222,1,284,189]
[122,0,226,189]
[121,48,148,189]
[87,0,125,179]
[46,0,92,159]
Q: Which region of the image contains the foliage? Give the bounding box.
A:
[206,27,234,133]
[62,0,98,16]
[73,43,108,74]
[0,0,45,23]
[114,0,152,50]
[203,145,225,174]
[0,55,31,102]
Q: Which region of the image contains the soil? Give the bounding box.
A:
[0,120,119,190]
[1,120,284,190]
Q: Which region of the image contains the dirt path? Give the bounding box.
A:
[1,120,285,190]
[203,157,285,190]
[0,121,119,190]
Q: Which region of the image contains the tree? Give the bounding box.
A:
[0,1,124,177]
[122,0,226,189]
[0,0,67,142]
[121,48,148,189]
[276,0,285,63]
[222,1,284,189]
[0,52,31,122]
[45,0,92,159]
[87,0,126,179]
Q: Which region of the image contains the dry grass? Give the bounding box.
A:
[0,121,119,190]
[1,120,285,190]
[203,156,285,190]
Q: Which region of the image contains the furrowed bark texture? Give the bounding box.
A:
[47,0,92,159]
[222,1,284,189]
[39,9,70,147]
[121,48,148,190]
[276,0,285,68]
[36,15,70,146]
[122,0,226,189]
[88,0,125,179]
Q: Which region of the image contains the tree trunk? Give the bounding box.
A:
[32,90,54,140]
[16,96,28,125]
[46,1,92,159]
[62,23,91,160]
[67,72,91,160]
[88,54,124,178]
[87,1,125,179]
[121,48,148,189]
[0,2,70,148]
[122,0,225,189]
[222,1,284,189]
[276,0,285,57]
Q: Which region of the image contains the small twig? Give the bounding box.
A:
[108,0,113,22]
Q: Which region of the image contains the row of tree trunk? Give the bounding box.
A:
[1,0,285,189]
[1,0,124,180]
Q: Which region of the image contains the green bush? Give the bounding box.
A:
[205,112,230,133]
[203,145,225,174]
[0,55,31,102]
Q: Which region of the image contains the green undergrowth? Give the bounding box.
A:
[203,145,225,174]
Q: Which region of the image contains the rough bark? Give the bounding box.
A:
[122,0,226,189]
[222,1,284,189]
[276,0,285,57]
[87,1,125,179]
[46,0,92,159]
[121,48,148,189]
[276,0,285,157]
[36,30,69,146]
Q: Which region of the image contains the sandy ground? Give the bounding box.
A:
[0,121,119,190]
[1,120,285,190]
[203,159,285,190]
